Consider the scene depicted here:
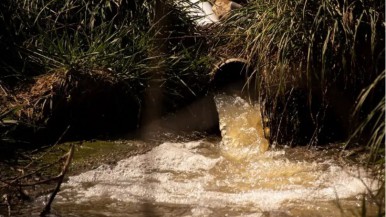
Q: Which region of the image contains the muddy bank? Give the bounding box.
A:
[0,132,222,216]
[0,139,156,216]
[1,59,222,146]
[2,69,141,145]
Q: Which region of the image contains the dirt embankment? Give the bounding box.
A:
[2,69,140,144]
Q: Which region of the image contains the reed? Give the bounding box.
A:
[348,72,385,165]
[0,0,383,157]
[210,0,384,150]
[0,0,214,141]
[0,0,208,83]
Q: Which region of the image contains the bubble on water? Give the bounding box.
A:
[214,94,269,159]
[60,141,379,214]
[189,207,213,216]
[56,94,381,216]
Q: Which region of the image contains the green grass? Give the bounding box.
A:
[0,0,215,142]
[208,0,384,148]
[347,71,385,165]
[0,0,384,158]
[0,0,210,85]
[0,1,384,214]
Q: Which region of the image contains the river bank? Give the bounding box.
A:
[1,95,384,216]
[0,1,384,216]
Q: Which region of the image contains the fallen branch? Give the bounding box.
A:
[25,125,70,169]
[13,175,62,187]
[8,157,63,185]
[40,144,74,216]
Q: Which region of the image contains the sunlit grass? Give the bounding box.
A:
[208,0,384,149]
[0,0,384,161]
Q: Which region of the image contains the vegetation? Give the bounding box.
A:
[0,0,214,142]
[211,1,384,213]
[0,0,383,155]
[209,0,384,157]
[0,0,384,153]
[0,0,384,215]
[0,0,213,92]
[348,71,385,165]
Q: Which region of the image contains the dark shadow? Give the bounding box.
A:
[211,59,256,99]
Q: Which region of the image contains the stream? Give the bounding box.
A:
[26,94,381,216]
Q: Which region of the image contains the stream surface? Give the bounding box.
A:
[29,95,381,216]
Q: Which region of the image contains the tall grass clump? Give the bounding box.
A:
[0,0,150,82]
[141,0,216,111]
[211,0,384,147]
[0,0,155,139]
[0,0,213,96]
[0,0,216,140]
[0,0,209,85]
[347,72,385,165]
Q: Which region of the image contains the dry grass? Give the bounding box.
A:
[207,0,384,147]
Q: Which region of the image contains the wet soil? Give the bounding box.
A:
[0,139,155,216]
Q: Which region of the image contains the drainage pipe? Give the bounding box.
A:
[210,58,255,97]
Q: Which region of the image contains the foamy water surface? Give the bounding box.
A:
[51,95,381,216]
[52,140,380,216]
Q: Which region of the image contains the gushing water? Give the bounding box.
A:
[214,94,269,160]
[50,95,380,216]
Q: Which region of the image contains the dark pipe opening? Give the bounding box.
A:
[211,59,255,98]
[140,59,255,137]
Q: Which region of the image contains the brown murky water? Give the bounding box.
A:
[26,95,382,217]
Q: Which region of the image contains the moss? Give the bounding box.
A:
[46,140,154,176]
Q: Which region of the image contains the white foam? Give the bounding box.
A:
[60,141,379,213]
[189,207,213,216]
[214,94,269,158]
[57,95,380,215]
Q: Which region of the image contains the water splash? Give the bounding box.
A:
[214,94,269,160]
[55,140,379,216]
[50,95,381,216]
